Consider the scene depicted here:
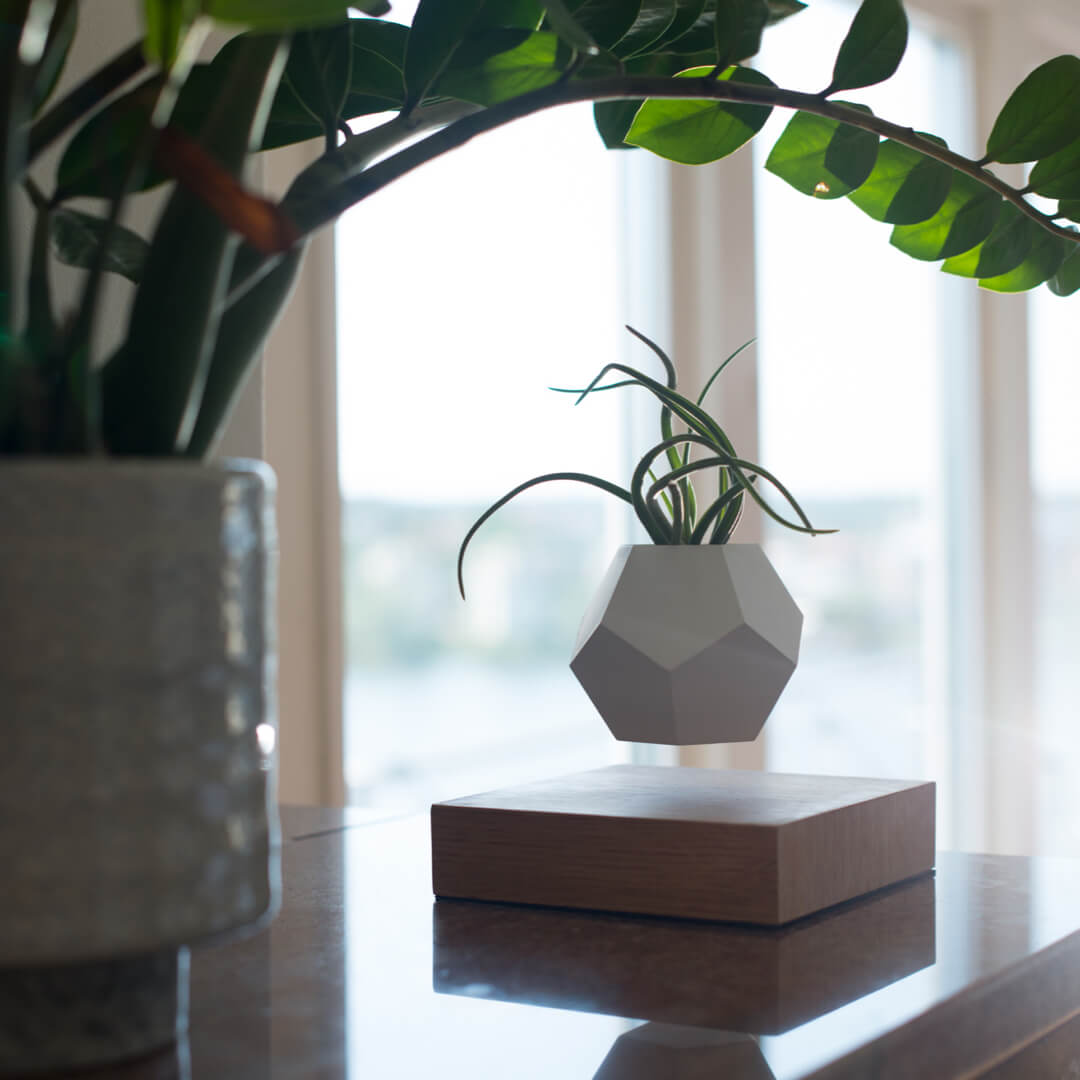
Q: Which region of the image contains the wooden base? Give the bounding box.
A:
[431,765,935,926]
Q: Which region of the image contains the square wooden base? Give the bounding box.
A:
[431,765,935,926]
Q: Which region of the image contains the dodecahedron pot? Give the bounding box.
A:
[570,544,801,745]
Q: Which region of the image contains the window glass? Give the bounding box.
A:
[336,98,632,809]
[1029,289,1080,855]
[753,2,966,825]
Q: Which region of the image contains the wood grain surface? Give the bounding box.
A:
[431,765,936,925]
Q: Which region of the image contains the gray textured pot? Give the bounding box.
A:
[570,544,802,745]
[0,459,280,1075]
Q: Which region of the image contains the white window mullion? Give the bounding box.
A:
[668,151,765,771]
[970,9,1039,855]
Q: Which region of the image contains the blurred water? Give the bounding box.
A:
[344,662,621,809]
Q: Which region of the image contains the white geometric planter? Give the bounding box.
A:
[570,544,801,745]
[0,459,280,1075]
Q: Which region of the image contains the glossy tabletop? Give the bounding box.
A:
[110,805,1080,1078]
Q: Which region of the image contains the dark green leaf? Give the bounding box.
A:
[541,0,601,53]
[649,0,707,52]
[615,0,678,58]
[104,35,287,455]
[438,30,561,104]
[985,56,1080,165]
[766,0,805,23]
[1060,198,1080,223]
[940,204,1034,279]
[55,75,166,199]
[188,246,303,459]
[404,0,488,106]
[668,0,779,59]
[58,18,408,194]
[824,0,908,96]
[659,1,713,54]
[26,202,56,356]
[626,64,774,165]
[343,20,408,112]
[284,24,354,136]
[557,0,641,51]
[713,0,768,71]
[690,482,744,543]
[204,0,365,27]
[980,231,1067,293]
[143,0,200,68]
[594,99,642,147]
[475,0,545,29]
[60,34,331,198]
[50,207,149,283]
[1048,245,1080,296]
[765,106,877,199]
[1028,139,1080,200]
[590,48,700,148]
[260,17,407,146]
[846,137,952,224]
[890,173,1001,261]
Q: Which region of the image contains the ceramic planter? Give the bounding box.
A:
[0,460,280,1075]
[570,544,801,744]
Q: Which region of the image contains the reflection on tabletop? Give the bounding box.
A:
[434,873,936,1034]
[594,1024,775,1080]
[130,815,1080,1078]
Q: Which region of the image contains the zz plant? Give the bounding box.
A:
[456,327,834,598]
[3,0,1080,458]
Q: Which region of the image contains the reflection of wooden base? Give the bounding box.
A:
[594,1024,775,1080]
[433,872,936,1034]
[431,765,935,925]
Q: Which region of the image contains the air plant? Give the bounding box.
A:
[457,326,833,598]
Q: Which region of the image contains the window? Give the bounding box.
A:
[1030,288,1080,855]
[272,1,1080,854]
[751,1,969,843]
[336,100,644,810]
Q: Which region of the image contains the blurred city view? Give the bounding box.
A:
[341,492,934,808]
[341,490,1080,843]
[342,496,624,808]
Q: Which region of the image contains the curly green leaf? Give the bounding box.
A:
[458,470,634,597]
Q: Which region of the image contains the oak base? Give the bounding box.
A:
[431,765,935,926]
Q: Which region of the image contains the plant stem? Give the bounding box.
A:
[27,40,146,164]
[286,98,482,202]
[286,75,1078,248]
[220,99,483,310]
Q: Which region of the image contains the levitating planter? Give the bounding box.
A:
[438,331,935,926]
[570,544,801,745]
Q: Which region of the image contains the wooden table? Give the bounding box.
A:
[100,805,1080,1078]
